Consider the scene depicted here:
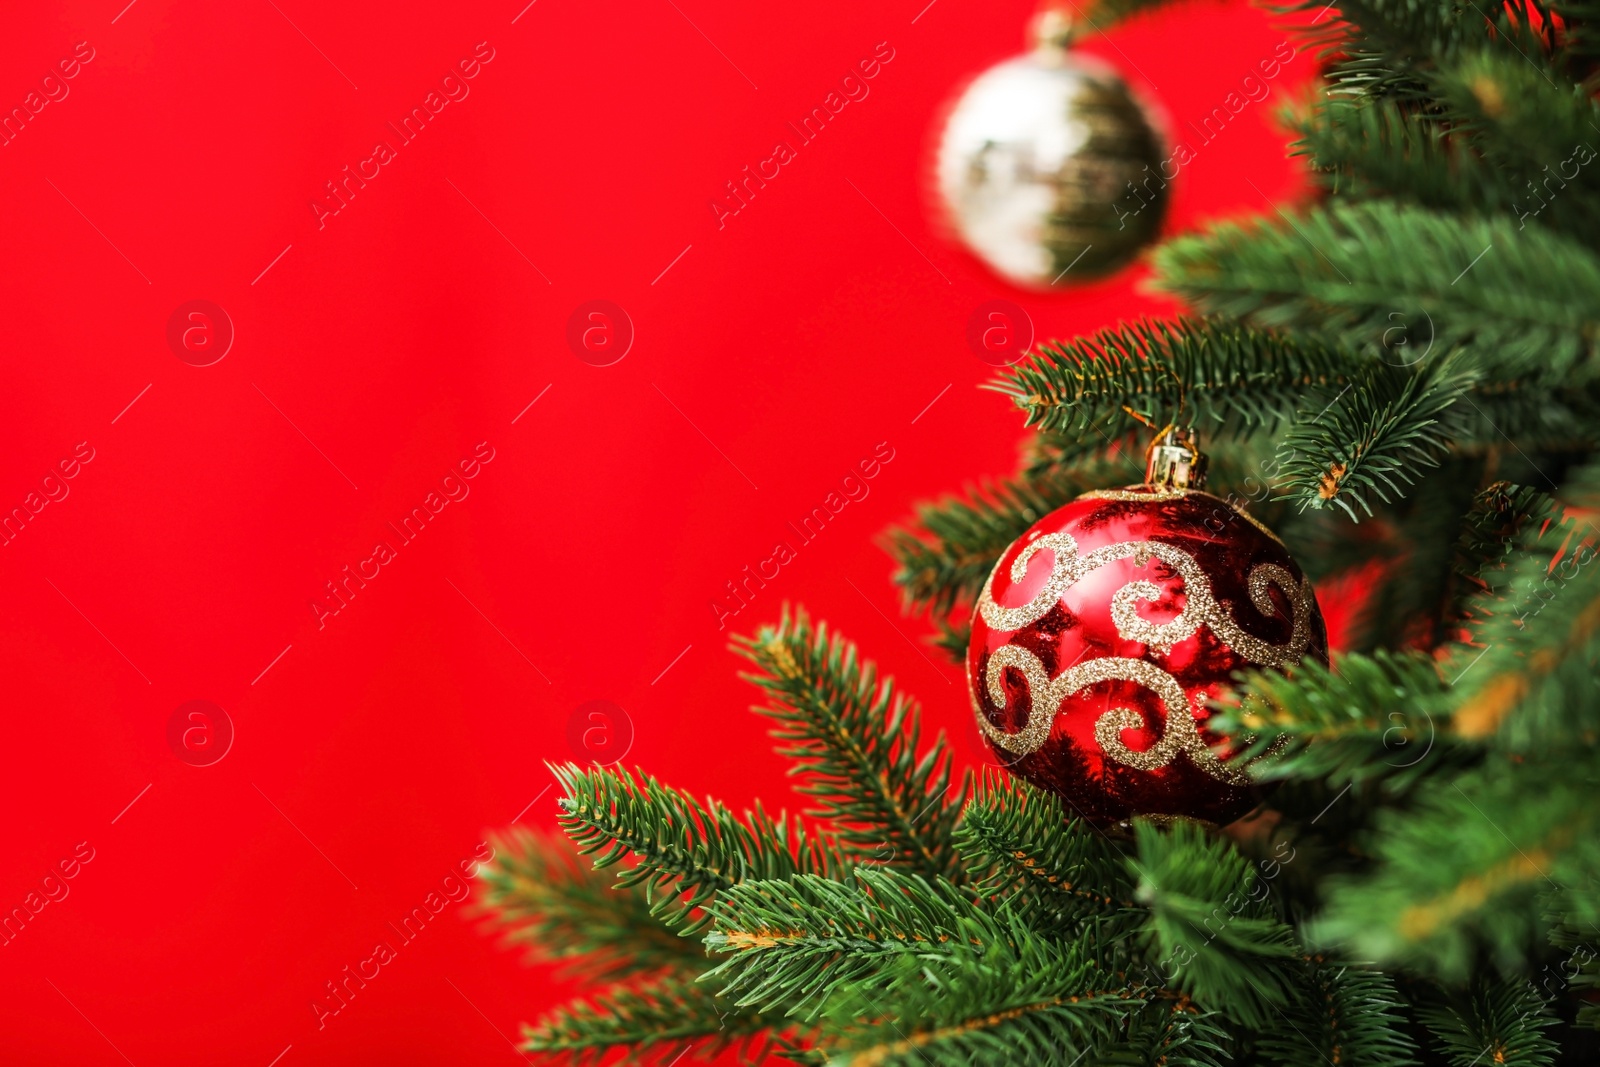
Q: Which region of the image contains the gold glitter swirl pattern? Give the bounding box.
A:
[979,536,1220,650]
[977,533,1083,631]
[1207,564,1316,670]
[1109,579,1165,648]
[978,537,1313,666]
[977,649,1249,784]
[977,644,1058,755]
[973,519,1315,781]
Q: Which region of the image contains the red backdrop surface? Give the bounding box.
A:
[0,1,1326,1063]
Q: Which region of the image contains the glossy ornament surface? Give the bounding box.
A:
[934,14,1167,287]
[967,485,1326,825]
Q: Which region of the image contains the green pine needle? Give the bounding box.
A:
[702,868,1006,1019]
[1451,480,1562,618]
[1271,362,1474,520]
[1127,820,1302,1028]
[475,827,706,979]
[733,607,965,881]
[1291,98,1518,220]
[521,970,768,1064]
[953,771,1136,925]
[990,318,1363,444]
[1255,961,1420,1067]
[1154,202,1600,387]
[1310,756,1600,977]
[1453,459,1600,753]
[815,934,1150,1067]
[1216,650,1454,788]
[1417,975,1561,1067]
[553,762,845,935]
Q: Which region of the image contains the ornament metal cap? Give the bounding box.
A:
[1144,426,1207,490]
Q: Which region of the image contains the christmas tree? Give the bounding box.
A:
[474,0,1600,1062]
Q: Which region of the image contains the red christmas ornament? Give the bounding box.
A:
[967,430,1327,825]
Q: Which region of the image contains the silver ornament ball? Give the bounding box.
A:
[935,23,1168,288]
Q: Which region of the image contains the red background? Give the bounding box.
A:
[0,1,1318,1063]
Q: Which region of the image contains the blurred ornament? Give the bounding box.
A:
[967,429,1326,825]
[934,9,1168,288]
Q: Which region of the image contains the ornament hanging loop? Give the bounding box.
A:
[1145,426,1208,490]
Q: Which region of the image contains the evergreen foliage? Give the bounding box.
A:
[520,970,769,1064]
[954,770,1134,925]
[1416,974,1563,1066]
[476,0,1600,1061]
[731,609,964,881]
[1154,202,1600,387]
[991,318,1363,444]
[551,763,845,935]
[477,826,707,978]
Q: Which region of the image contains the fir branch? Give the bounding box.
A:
[702,868,1005,1019]
[1217,649,1455,788]
[770,1033,828,1067]
[1453,459,1600,750]
[1272,362,1474,520]
[1255,961,1419,1067]
[1095,1001,1233,1067]
[1309,756,1600,976]
[990,318,1364,444]
[553,762,844,935]
[1417,975,1561,1067]
[476,828,703,979]
[522,970,767,1065]
[1430,48,1600,210]
[884,457,1124,617]
[1291,98,1520,219]
[1153,201,1600,386]
[815,936,1147,1067]
[1329,0,1483,61]
[953,771,1135,925]
[1452,481,1561,605]
[1291,88,1600,251]
[1280,0,1554,102]
[1455,578,1600,755]
[1127,820,1302,1028]
[733,608,964,881]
